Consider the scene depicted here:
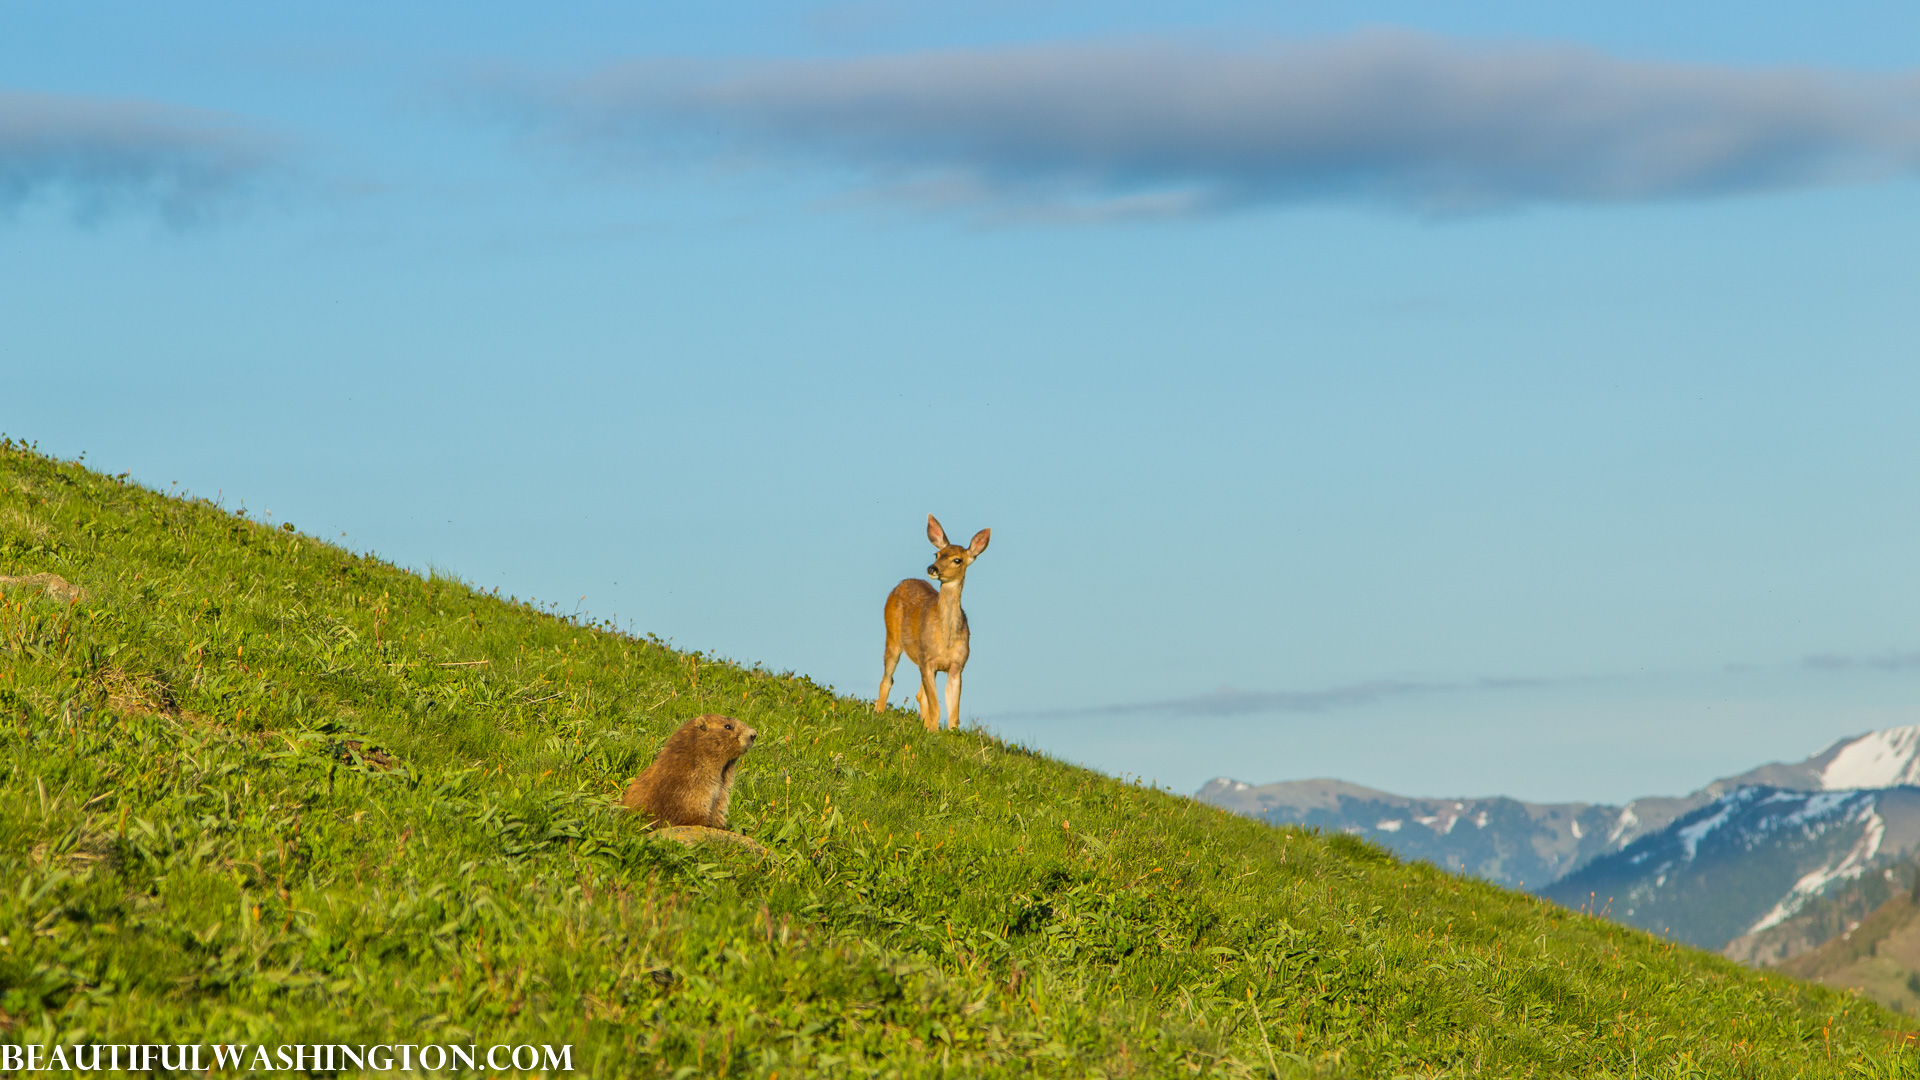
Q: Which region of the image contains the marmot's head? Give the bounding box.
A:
[693,714,757,757]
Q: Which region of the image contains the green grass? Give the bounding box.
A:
[0,435,1914,1078]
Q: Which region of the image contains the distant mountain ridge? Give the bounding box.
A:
[1192,777,1675,890]
[1540,786,1920,950]
[1197,724,1920,948]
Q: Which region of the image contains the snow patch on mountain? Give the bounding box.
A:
[1746,807,1887,935]
[1676,798,1739,859]
[1819,725,1920,790]
[1608,806,1639,844]
[1779,790,1857,825]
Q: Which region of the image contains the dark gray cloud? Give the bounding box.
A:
[0,91,281,224]
[532,33,1920,217]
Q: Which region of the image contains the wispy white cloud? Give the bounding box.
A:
[518,32,1920,218]
[0,90,283,224]
[1803,651,1920,672]
[1000,675,1571,720]
[1009,649,1920,721]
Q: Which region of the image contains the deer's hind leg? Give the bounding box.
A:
[876,637,903,712]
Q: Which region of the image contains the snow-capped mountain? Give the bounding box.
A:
[1538,786,1920,951]
[1196,723,1920,899]
[1798,725,1920,790]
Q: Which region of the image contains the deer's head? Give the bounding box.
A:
[925,514,990,584]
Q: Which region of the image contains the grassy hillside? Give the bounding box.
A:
[1,436,1915,1078]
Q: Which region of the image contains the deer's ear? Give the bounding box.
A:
[927,515,949,548]
[968,528,991,556]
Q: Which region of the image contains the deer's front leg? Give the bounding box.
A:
[916,665,939,731]
[943,668,963,732]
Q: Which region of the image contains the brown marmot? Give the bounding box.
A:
[621,714,758,830]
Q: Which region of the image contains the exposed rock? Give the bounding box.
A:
[0,572,84,603]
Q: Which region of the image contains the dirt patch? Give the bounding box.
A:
[95,666,179,716]
[0,572,84,603]
[332,738,400,771]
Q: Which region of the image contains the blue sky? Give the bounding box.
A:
[6,1,1920,803]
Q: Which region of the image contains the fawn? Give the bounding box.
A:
[877,514,991,732]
